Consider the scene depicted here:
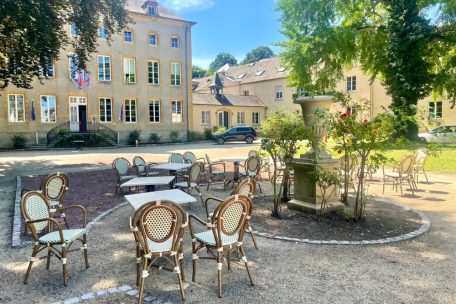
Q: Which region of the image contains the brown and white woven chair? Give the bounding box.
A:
[413,148,429,182]
[130,200,187,302]
[21,191,89,286]
[133,156,159,177]
[174,162,205,204]
[248,150,259,158]
[113,157,137,193]
[239,156,263,193]
[183,151,206,164]
[205,154,226,191]
[383,155,416,197]
[189,195,254,298]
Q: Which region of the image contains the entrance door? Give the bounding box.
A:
[69,96,87,132]
[223,111,229,129]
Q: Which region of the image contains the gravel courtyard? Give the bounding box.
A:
[0,142,455,304]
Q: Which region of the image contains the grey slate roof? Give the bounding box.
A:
[126,0,193,23]
[193,93,266,107]
[193,57,289,92]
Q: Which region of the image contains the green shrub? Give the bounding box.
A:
[128,130,141,145]
[188,131,205,142]
[169,131,179,142]
[57,128,68,137]
[214,126,227,134]
[11,134,27,149]
[149,133,160,143]
[204,128,212,140]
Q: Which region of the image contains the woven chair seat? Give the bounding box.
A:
[39,228,86,244]
[384,172,404,178]
[174,182,197,188]
[146,238,173,253]
[239,172,257,177]
[48,200,60,207]
[211,170,225,175]
[194,230,239,246]
[120,175,137,180]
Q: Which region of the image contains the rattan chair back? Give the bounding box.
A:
[42,172,69,201]
[245,156,261,175]
[189,162,204,183]
[338,155,358,174]
[133,156,148,175]
[169,153,184,163]
[183,151,197,164]
[233,178,255,198]
[399,155,414,175]
[211,195,251,245]
[248,150,259,158]
[414,148,427,160]
[113,157,130,175]
[21,191,51,236]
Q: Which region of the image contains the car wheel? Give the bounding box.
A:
[245,136,254,144]
[217,138,225,145]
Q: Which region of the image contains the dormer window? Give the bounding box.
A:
[147,5,156,15]
[142,1,158,15]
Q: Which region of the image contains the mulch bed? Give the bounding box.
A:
[250,196,423,241]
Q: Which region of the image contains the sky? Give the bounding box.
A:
[161,0,285,69]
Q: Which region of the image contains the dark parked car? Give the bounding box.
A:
[212,126,257,144]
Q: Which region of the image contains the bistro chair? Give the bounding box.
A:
[21,191,89,286]
[133,156,159,177]
[248,150,259,158]
[239,156,263,193]
[113,158,137,193]
[205,154,227,191]
[130,200,187,302]
[168,153,185,163]
[189,195,255,298]
[175,162,205,204]
[413,148,429,183]
[183,151,205,165]
[382,155,416,197]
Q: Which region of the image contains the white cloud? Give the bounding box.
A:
[161,0,215,12]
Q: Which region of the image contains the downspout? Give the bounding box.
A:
[184,25,190,140]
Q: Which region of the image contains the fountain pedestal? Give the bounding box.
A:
[287,95,344,214]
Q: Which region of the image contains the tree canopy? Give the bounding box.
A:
[192,65,207,79]
[208,52,238,73]
[277,0,456,138]
[0,0,130,89]
[241,46,275,64]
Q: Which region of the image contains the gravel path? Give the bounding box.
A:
[0,143,455,303]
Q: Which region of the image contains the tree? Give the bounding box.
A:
[0,0,130,89]
[277,0,456,139]
[208,52,237,73]
[261,111,310,217]
[241,46,275,64]
[192,65,207,79]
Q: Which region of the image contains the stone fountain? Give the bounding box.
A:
[287,95,343,214]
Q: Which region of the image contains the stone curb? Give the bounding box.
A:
[11,175,128,248]
[49,284,173,304]
[252,197,431,246]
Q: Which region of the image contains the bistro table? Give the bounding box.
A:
[120,176,175,192]
[220,158,246,187]
[152,163,192,187]
[125,189,197,210]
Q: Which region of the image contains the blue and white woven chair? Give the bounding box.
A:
[174,162,204,204]
[168,153,184,163]
[239,156,263,193]
[189,195,254,298]
[130,200,187,302]
[21,191,89,286]
[113,157,137,193]
[133,156,159,177]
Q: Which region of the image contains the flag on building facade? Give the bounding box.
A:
[31,99,36,121]
[119,106,123,122]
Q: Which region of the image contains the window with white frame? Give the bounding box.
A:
[429,101,443,119]
[123,58,136,83]
[124,31,133,43]
[252,112,260,125]
[8,94,25,122]
[346,76,356,91]
[149,100,160,123]
[237,112,245,125]
[148,60,159,84]
[275,86,283,100]
[172,100,182,123]
[97,55,111,81]
[69,53,84,81]
[39,64,55,78]
[149,33,158,46]
[98,27,107,39]
[40,95,56,123]
[171,36,179,48]
[171,63,181,86]
[124,99,137,123]
[99,97,112,123]
[201,111,210,124]
[147,5,157,15]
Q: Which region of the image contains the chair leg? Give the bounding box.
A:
[46,247,52,270]
[247,224,258,250]
[135,242,141,286]
[227,249,232,270]
[192,242,197,282]
[138,260,148,304]
[83,235,89,269]
[179,245,185,281]
[238,245,254,286]
[24,244,40,284]
[206,177,211,191]
[217,251,223,298]
[174,255,185,301]
[62,247,68,286]
[424,170,429,183]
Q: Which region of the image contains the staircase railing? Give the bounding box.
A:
[46,121,71,146]
[87,122,117,144]
[46,121,118,146]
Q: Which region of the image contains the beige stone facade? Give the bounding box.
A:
[0,0,195,147]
